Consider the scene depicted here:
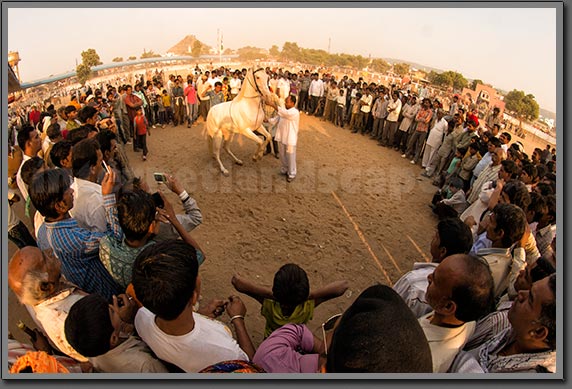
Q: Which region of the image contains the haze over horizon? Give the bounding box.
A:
[7,6,558,112]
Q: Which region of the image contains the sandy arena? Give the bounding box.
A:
[8,108,550,345]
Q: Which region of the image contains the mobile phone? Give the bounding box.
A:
[102,160,111,174]
[153,172,167,182]
[151,192,164,208]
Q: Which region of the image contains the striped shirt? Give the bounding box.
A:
[37,194,123,301]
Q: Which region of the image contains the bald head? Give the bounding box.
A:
[8,247,63,305]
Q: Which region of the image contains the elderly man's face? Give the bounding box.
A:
[8,247,63,302]
[425,255,464,312]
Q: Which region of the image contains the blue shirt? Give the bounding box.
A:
[37,194,123,301]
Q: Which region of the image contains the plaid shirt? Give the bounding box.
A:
[37,194,123,301]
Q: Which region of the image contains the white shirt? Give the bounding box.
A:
[135,307,248,372]
[392,262,437,318]
[89,336,169,373]
[31,288,88,362]
[386,98,402,122]
[359,94,373,113]
[426,118,448,148]
[308,79,324,97]
[270,105,300,147]
[419,313,476,373]
[16,154,32,200]
[230,78,242,95]
[277,78,290,100]
[70,178,107,233]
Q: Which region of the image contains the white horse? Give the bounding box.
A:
[206,68,275,176]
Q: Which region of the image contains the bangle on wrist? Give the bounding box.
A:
[230,315,244,324]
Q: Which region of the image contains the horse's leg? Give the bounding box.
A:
[212,132,229,176]
[237,128,265,161]
[253,125,272,161]
[224,133,243,165]
[208,135,214,157]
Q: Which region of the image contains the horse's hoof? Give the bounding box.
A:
[252,155,259,162]
[235,160,244,166]
[222,169,230,176]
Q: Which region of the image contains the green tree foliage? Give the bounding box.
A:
[128,56,137,61]
[237,46,267,61]
[141,50,162,59]
[427,70,468,90]
[393,63,410,77]
[504,89,539,122]
[75,63,92,86]
[81,49,103,67]
[281,42,301,62]
[191,41,203,58]
[112,57,124,62]
[370,58,391,73]
[274,41,371,69]
[269,45,280,57]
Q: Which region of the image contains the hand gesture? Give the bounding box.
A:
[111,294,138,324]
[101,168,117,196]
[226,295,247,317]
[198,299,227,319]
[164,174,184,196]
[155,191,176,223]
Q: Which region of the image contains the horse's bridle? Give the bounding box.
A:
[246,68,267,97]
[229,68,267,129]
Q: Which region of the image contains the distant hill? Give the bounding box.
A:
[381,57,445,74]
[539,108,556,120]
[167,35,212,56]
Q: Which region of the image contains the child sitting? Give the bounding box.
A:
[433,147,465,188]
[232,263,349,338]
[431,176,468,220]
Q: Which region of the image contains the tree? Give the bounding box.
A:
[191,41,203,58]
[223,48,234,55]
[281,41,301,62]
[128,56,137,61]
[75,63,92,86]
[112,57,124,62]
[81,48,102,67]
[504,89,540,128]
[470,79,483,90]
[141,50,161,59]
[237,46,267,61]
[393,63,410,77]
[269,45,280,57]
[370,58,391,74]
[354,55,368,70]
[427,70,467,90]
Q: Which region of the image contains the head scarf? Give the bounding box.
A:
[10,351,70,374]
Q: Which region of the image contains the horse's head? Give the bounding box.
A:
[251,68,272,98]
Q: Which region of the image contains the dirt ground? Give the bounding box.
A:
[9,112,444,347]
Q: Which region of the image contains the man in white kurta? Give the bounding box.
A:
[268,95,300,182]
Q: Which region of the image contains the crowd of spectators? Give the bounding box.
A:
[7,64,557,375]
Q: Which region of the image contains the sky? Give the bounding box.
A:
[7,6,558,112]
